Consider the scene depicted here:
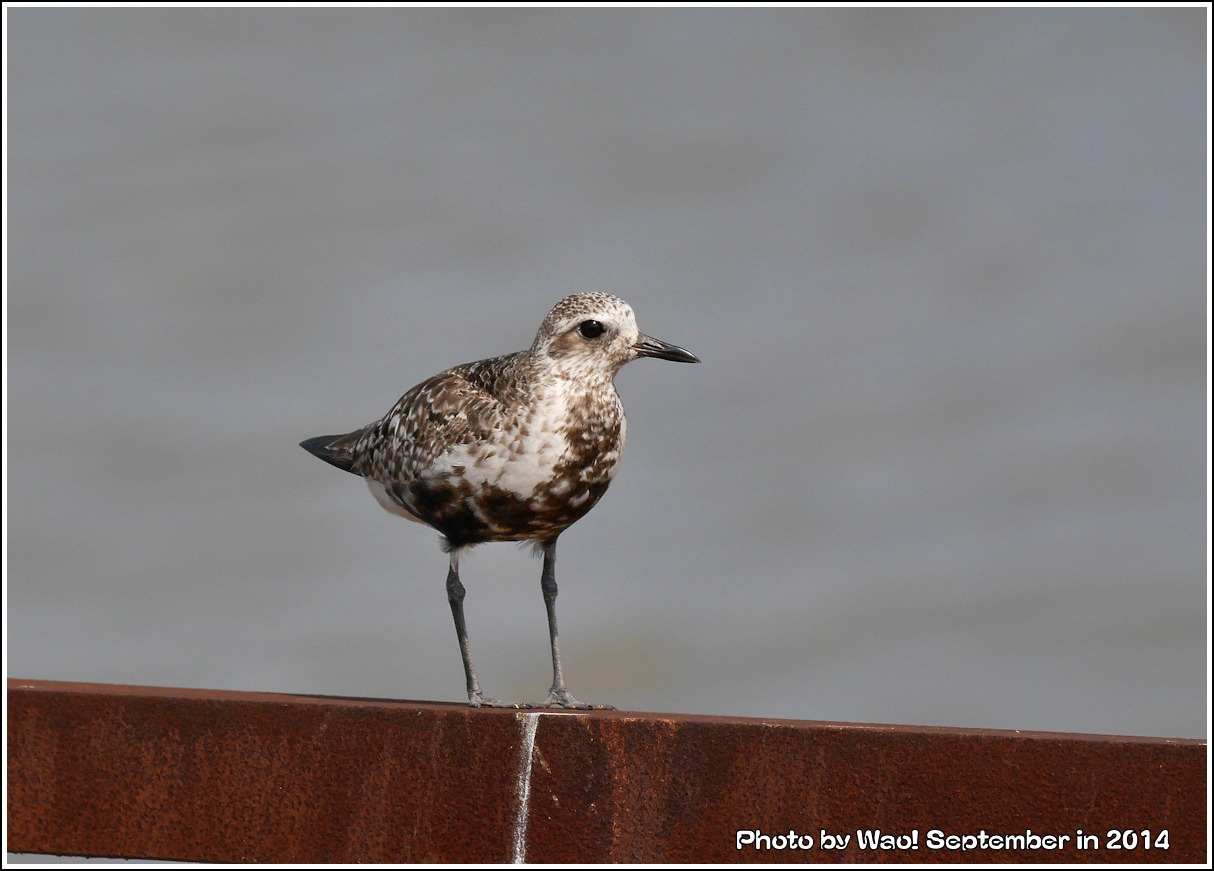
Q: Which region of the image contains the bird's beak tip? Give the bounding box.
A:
[634,334,701,364]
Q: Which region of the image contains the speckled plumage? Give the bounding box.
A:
[302,293,698,708]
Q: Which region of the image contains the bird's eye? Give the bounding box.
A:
[578,320,605,339]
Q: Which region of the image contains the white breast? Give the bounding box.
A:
[437,387,573,499]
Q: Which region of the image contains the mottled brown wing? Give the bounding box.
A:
[352,356,516,485]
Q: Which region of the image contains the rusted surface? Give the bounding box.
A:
[7,679,1206,864]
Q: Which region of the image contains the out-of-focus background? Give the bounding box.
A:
[6,9,1207,743]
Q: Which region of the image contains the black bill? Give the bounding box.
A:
[634,333,701,364]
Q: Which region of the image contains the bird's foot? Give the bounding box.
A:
[542,687,614,710]
[468,692,532,709]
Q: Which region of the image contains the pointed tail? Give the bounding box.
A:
[300,431,363,474]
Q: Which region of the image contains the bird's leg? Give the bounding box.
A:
[446,549,525,709]
[539,540,612,710]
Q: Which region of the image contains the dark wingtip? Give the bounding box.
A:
[300,434,334,456]
[300,434,357,473]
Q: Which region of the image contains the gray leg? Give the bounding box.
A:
[446,549,522,708]
[540,540,611,710]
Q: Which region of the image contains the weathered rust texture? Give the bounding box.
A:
[7,679,1206,864]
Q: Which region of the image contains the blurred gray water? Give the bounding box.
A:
[6,8,1207,746]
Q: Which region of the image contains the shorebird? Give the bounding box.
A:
[301,293,699,708]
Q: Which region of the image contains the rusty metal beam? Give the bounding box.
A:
[6,679,1207,863]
